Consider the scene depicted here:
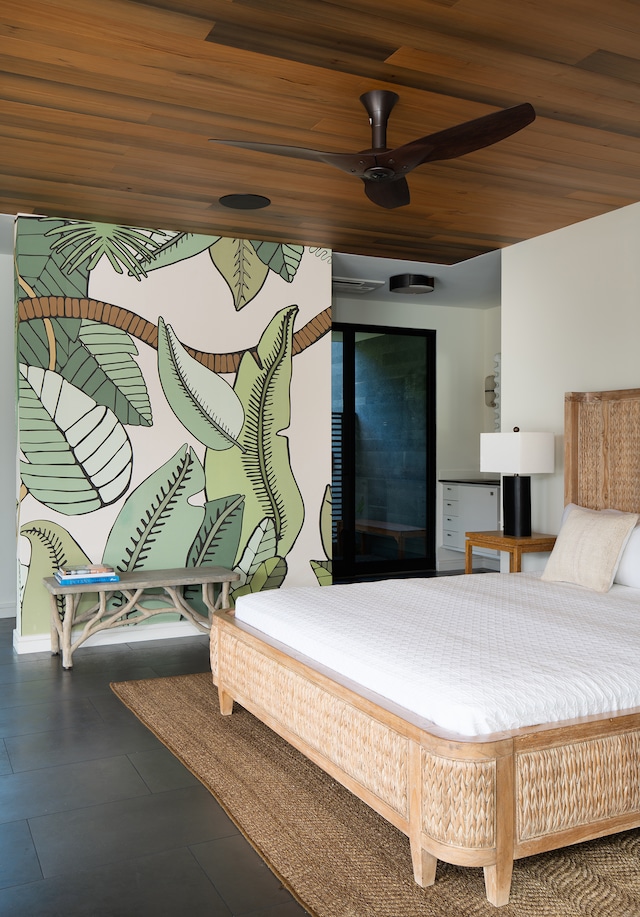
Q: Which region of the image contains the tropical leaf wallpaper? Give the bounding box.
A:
[16,216,332,639]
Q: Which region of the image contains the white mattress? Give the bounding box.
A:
[233,573,640,736]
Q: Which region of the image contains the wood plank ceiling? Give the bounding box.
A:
[1,0,640,263]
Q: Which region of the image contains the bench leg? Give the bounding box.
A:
[201,582,214,621]
[215,581,232,610]
[49,594,61,656]
[61,593,77,669]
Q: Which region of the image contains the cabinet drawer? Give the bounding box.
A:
[443,529,463,550]
[440,481,500,559]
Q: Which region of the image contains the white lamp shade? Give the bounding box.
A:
[480,431,555,475]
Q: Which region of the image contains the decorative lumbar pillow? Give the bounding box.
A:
[542,504,639,592]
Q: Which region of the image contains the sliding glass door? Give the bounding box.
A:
[332,324,436,580]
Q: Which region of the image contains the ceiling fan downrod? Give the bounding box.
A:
[360,90,399,151]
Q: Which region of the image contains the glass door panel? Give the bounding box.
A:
[332,324,435,580]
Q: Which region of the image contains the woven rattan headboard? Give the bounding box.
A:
[565,388,640,512]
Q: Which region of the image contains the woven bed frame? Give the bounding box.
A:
[210,387,640,907]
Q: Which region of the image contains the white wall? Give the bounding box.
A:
[483,306,501,431]
[333,294,501,568]
[0,253,17,616]
[502,200,640,565]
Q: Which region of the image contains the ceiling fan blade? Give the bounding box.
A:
[363,176,410,209]
[377,103,536,174]
[209,138,376,176]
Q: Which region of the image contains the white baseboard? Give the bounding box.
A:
[12,619,204,656]
[0,601,17,619]
[436,557,466,573]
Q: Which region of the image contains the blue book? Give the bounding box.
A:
[54,573,120,586]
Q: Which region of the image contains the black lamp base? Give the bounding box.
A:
[503,475,531,537]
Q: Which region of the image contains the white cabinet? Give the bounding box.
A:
[440,481,500,557]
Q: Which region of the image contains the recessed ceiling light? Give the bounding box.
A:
[219,194,271,210]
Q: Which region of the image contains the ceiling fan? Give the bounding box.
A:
[209,91,535,210]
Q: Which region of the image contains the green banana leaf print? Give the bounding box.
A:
[157,317,244,450]
[310,485,333,585]
[204,306,304,560]
[250,241,304,282]
[43,220,172,280]
[15,216,91,300]
[231,517,287,599]
[129,231,222,272]
[19,364,133,514]
[310,559,332,586]
[186,494,245,570]
[20,521,95,636]
[103,444,204,574]
[232,556,288,600]
[77,320,152,426]
[210,239,304,307]
[233,517,278,587]
[183,493,245,612]
[19,317,152,428]
[19,316,81,369]
[210,238,269,310]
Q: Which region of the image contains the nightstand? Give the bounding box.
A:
[464,530,557,574]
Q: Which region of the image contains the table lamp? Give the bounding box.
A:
[480,429,555,537]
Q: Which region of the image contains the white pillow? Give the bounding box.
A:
[561,504,640,588]
[614,524,640,587]
[542,504,639,593]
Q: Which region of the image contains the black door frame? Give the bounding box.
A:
[332,322,436,581]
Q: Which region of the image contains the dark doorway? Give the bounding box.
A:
[332,323,436,581]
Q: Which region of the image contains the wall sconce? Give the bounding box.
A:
[480,429,555,537]
[484,374,496,408]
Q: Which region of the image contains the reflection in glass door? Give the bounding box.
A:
[332,324,436,580]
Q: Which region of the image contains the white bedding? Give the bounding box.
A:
[233,573,640,736]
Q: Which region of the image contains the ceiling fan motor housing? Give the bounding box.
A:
[363,166,396,181]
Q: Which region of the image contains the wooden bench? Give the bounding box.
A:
[355,519,427,559]
[43,565,240,670]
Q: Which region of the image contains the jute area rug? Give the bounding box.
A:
[111,672,640,917]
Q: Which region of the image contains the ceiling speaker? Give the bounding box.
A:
[389,273,435,294]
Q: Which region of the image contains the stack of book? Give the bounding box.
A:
[54,564,120,586]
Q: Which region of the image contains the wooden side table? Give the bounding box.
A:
[464,531,557,574]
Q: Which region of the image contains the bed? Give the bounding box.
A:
[210,387,640,906]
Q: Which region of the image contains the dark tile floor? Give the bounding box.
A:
[0,617,308,916]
